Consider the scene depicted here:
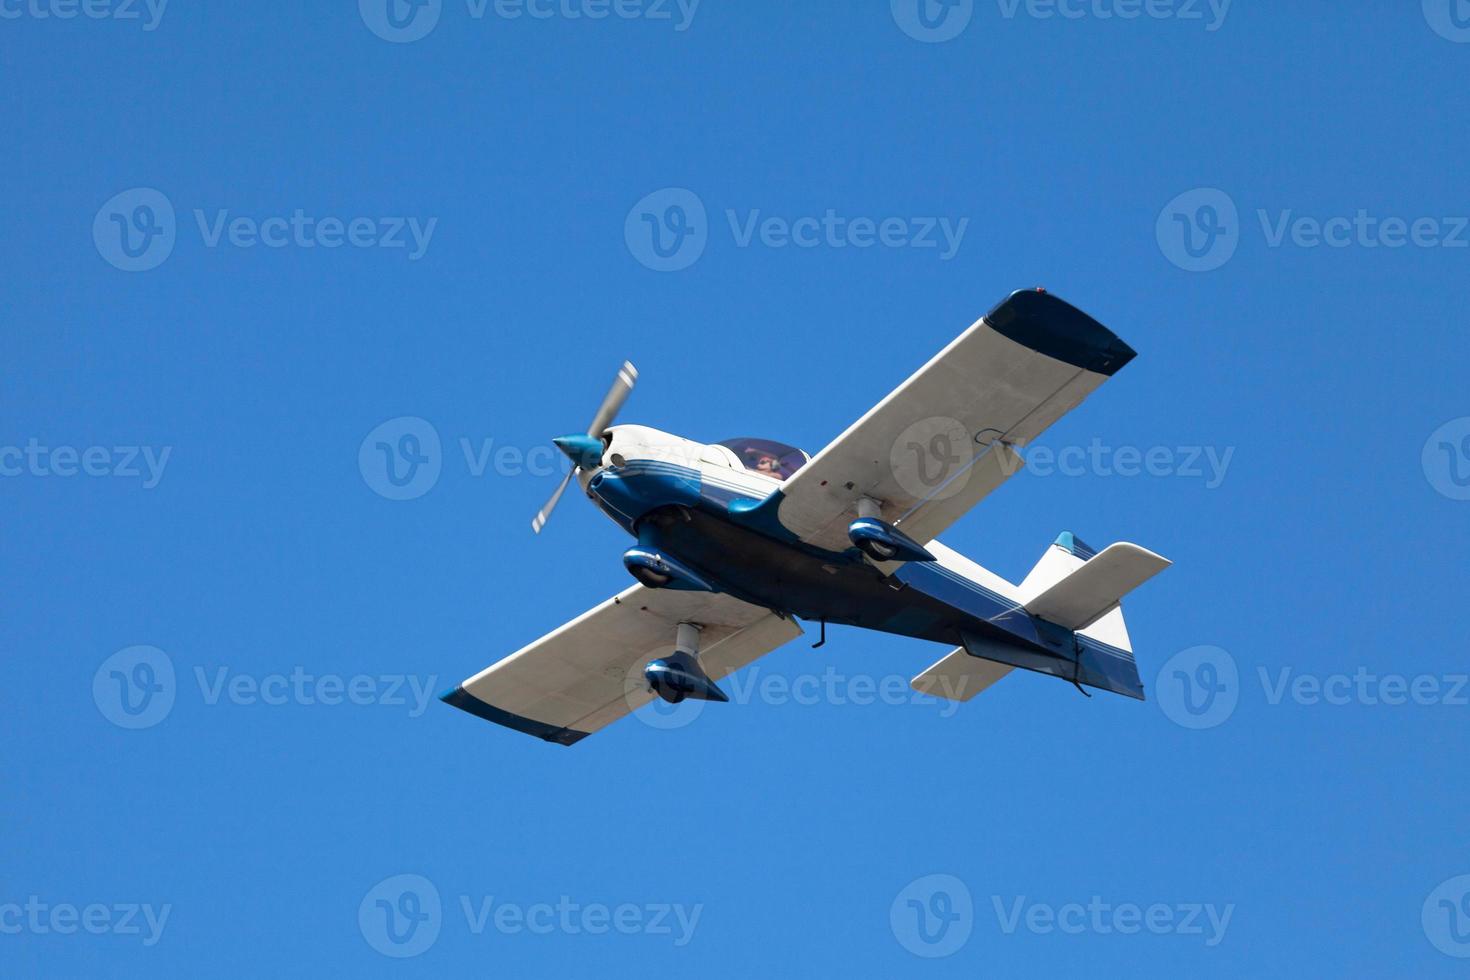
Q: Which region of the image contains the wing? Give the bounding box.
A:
[441,586,802,745]
[776,289,1136,552]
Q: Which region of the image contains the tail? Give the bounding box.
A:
[1018,531,1169,699]
[907,531,1169,703]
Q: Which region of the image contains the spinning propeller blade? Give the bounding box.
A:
[531,470,574,535]
[587,361,638,438]
[531,360,638,534]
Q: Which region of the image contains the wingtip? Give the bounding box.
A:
[986,289,1136,377]
[441,684,591,745]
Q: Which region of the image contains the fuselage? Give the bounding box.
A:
[576,425,1081,657]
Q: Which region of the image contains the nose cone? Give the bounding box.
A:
[552,434,604,469]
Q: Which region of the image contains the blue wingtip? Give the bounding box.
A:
[439,684,590,746]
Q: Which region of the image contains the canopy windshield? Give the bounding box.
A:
[717,438,808,481]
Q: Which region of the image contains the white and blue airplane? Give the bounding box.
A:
[442,289,1171,745]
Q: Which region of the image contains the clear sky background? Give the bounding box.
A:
[6,1,1470,975]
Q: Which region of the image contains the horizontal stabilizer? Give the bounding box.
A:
[1023,542,1170,631]
[910,647,1013,703]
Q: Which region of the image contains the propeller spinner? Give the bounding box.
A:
[531,360,637,534]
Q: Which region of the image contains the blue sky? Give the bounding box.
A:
[6,1,1470,975]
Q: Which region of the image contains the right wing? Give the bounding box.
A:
[773,289,1136,552]
[441,585,802,745]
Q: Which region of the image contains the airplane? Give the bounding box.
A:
[440,288,1171,745]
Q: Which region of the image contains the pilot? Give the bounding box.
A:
[746,450,785,479]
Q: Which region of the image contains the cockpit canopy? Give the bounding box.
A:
[716,438,809,481]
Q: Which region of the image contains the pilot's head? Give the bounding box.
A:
[750,452,783,478]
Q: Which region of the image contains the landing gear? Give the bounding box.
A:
[643,622,730,704]
[847,496,936,564]
[676,622,700,658]
[622,545,716,592]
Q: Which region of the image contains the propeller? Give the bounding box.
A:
[531,360,638,534]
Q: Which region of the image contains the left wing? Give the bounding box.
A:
[441,586,802,745]
[774,289,1135,552]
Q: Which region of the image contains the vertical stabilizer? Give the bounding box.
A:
[1018,531,1093,601]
